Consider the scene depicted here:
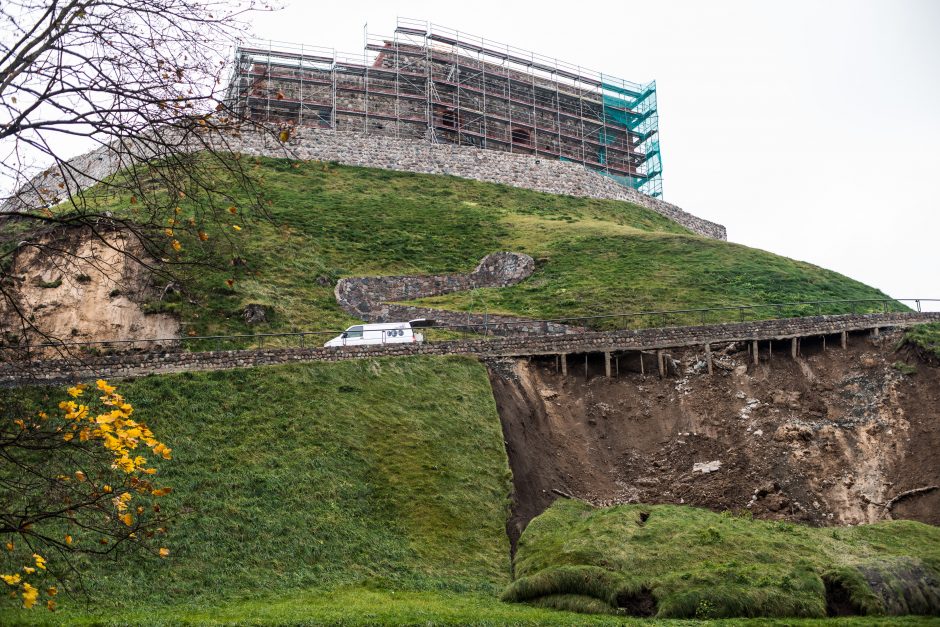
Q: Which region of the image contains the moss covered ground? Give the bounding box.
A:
[506,500,940,619]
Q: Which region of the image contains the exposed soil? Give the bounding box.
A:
[0,227,178,348]
[487,330,940,550]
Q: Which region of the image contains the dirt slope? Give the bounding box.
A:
[0,228,178,347]
[488,330,940,548]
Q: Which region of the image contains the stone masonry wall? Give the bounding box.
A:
[4,128,726,240]
[3,312,935,387]
[238,129,726,239]
[334,251,572,335]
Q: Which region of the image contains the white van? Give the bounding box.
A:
[323,320,428,348]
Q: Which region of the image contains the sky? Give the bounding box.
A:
[248,0,940,309]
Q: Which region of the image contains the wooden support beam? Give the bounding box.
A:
[561,353,568,376]
[658,350,665,378]
[584,354,589,379]
[639,352,645,376]
[823,335,826,351]
[705,343,713,375]
[872,327,880,338]
[604,352,612,378]
[752,340,759,365]
[791,337,798,359]
[841,331,848,349]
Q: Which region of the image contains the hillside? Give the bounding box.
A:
[44,157,895,345]
[3,158,937,625]
[0,357,537,623]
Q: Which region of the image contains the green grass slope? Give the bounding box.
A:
[506,500,940,619]
[69,157,894,342]
[0,357,513,623]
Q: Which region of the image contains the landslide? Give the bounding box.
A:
[489,329,940,549]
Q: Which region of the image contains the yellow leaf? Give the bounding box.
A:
[278,129,290,142]
[64,535,72,545]
[159,548,170,558]
[21,582,38,609]
[120,513,133,526]
[227,206,237,214]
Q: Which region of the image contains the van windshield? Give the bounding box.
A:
[345,326,363,339]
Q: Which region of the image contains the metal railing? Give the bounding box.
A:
[2,298,937,358]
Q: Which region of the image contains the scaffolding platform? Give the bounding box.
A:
[225,18,663,197]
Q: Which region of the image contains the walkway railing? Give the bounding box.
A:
[2,298,938,357]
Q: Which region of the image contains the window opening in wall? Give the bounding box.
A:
[511,127,530,145]
[442,108,458,128]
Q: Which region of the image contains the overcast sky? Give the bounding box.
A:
[249,0,939,309]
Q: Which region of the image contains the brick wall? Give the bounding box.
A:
[3,312,935,387]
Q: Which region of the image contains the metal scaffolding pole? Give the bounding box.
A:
[530,52,537,155]
[363,23,369,134]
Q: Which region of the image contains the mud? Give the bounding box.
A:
[487,331,940,549]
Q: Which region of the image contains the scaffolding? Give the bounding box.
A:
[226,18,663,197]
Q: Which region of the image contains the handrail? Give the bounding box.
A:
[2,298,937,354]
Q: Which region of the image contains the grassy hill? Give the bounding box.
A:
[0,357,527,623]
[70,157,895,344]
[1,159,930,625]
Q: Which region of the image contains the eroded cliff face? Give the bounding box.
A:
[1,228,179,348]
[488,331,939,547]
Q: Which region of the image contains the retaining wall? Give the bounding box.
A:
[3,312,935,387]
[334,251,571,335]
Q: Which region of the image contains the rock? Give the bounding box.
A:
[538,388,558,400]
[242,304,269,325]
[315,275,332,287]
[774,423,814,442]
[771,389,802,409]
[755,481,780,497]
[693,460,722,474]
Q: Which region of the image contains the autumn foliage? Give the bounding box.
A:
[1,381,172,610]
